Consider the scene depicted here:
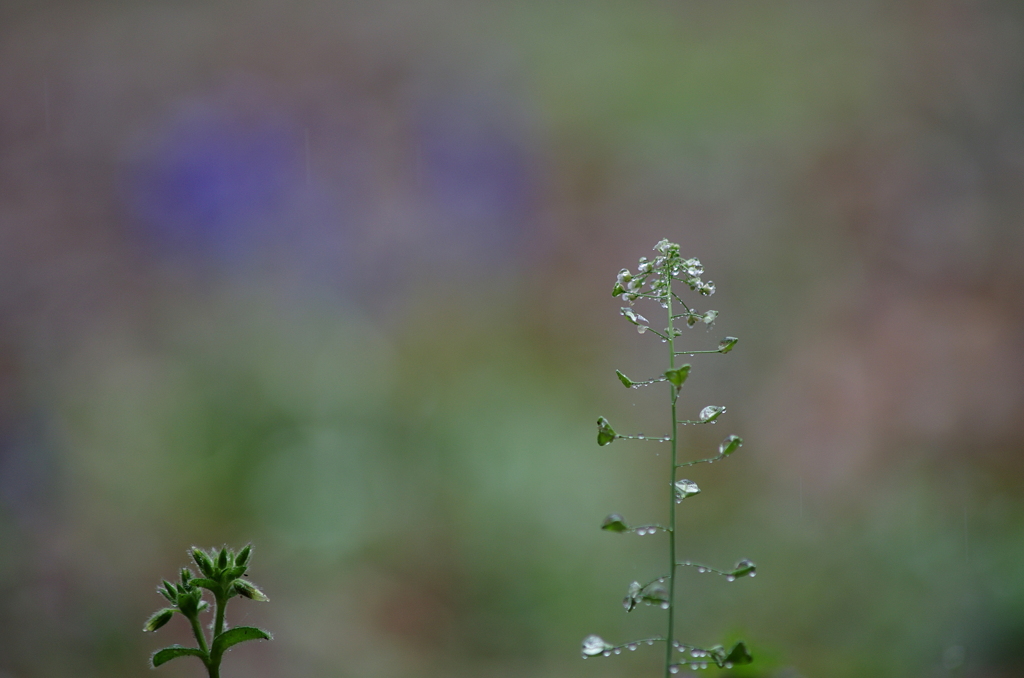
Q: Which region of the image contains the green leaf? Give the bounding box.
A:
[639,584,668,606]
[620,307,649,328]
[718,337,738,353]
[189,578,222,595]
[596,417,616,446]
[235,544,252,567]
[724,641,753,665]
[217,548,228,570]
[615,370,633,388]
[623,581,642,612]
[151,645,207,668]
[159,581,176,603]
[143,608,175,632]
[719,434,743,456]
[601,514,629,532]
[664,364,690,389]
[211,626,272,657]
[730,559,756,579]
[612,281,625,297]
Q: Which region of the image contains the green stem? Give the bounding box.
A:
[188,613,209,655]
[665,278,679,678]
[186,612,211,675]
[214,593,227,638]
[208,593,227,678]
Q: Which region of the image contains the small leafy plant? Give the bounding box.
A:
[582,239,754,676]
[143,544,272,677]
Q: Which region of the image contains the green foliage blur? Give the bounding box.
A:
[2,1,1024,677]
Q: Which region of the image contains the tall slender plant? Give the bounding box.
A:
[582,239,754,676]
[143,544,272,677]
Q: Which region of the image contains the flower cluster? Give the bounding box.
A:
[612,239,716,305]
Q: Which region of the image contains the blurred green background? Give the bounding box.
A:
[2,1,1024,676]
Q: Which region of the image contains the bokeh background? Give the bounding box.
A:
[2,1,1024,676]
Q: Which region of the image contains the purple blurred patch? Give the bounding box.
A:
[123,100,300,262]
[416,97,538,255]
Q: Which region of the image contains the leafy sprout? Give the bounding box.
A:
[144,544,271,676]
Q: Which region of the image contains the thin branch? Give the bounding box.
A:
[639,573,670,590]
[629,524,670,535]
[676,561,732,577]
[673,349,724,355]
[628,376,668,387]
[589,637,666,655]
[675,453,727,468]
[615,433,671,442]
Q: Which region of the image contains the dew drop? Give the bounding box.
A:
[698,405,725,423]
[614,648,621,655]
[726,576,736,582]
[647,640,654,646]
[724,663,733,669]
[697,567,706,573]
[581,635,610,657]
[691,650,701,658]
[628,644,638,651]
[603,650,611,657]
[749,572,756,578]
[700,663,707,669]
[660,601,670,609]
[674,479,700,501]
[669,666,679,674]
